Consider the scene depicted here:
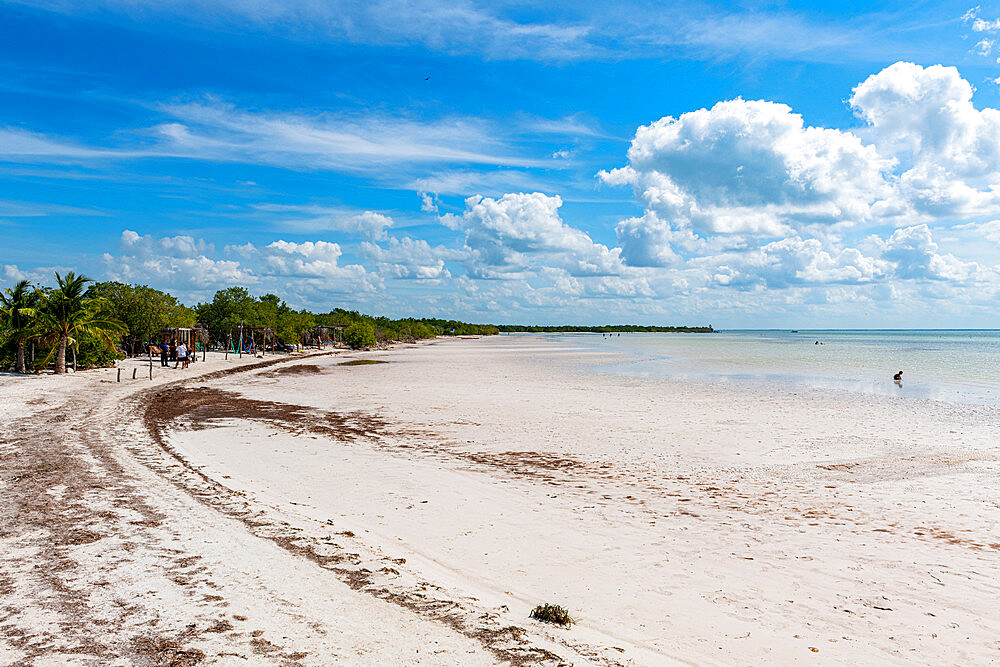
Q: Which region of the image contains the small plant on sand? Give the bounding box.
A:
[529,603,574,627]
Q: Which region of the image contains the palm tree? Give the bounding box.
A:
[0,280,39,373]
[36,272,125,374]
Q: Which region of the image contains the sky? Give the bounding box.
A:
[2,1,1000,328]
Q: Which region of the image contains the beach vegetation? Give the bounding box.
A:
[33,273,126,374]
[529,603,575,626]
[343,320,377,349]
[86,281,195,356]
[0,280,40,373]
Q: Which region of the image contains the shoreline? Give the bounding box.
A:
[3,337,999,664]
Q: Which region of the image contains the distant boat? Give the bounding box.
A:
[791,330,799,333]
[460,336,479,339]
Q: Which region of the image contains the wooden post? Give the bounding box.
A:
[148,346,152,379]
[132,368,137,380]
[117,367,121,382]
[72,344,77,372]
[238,325,243,358]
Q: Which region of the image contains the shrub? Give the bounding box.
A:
[529,603,574,627]
[343,320,377,349]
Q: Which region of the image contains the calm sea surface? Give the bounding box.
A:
[538,330,1000,405]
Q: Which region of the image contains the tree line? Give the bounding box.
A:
[0,274,498,373]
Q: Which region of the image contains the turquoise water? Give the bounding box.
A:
[551,330,1000,405]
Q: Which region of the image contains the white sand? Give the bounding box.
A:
[4,337,999,665]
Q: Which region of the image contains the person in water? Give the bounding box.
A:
[893,370,903,385]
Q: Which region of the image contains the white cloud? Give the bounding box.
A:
[0,199,107,218]
[419,192,439,214]
[956,219,1000,245]
[879,224,980,281]
[109,230,249,288]
[251,204,393,240]
[1,264,75,286]
[443,192,625,277]
[103,230,378,299]
[360,237,460,280]
[600,98,895,238]
[13,0,933,65]
[850,62,1000,216]
[0,103,547,175]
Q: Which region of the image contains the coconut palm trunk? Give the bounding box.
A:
[15,341,26,374]
[56,335,68,374]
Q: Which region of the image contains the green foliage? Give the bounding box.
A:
[195,289,317,346]
[0,280,40,373]
[343,320,377,349]
[2,274,512,372]
[87,281,195,354]
[529,603,574,626]
[34,272,126,373]
[195,286,259,344]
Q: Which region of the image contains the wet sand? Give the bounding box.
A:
[3,337,1000,665]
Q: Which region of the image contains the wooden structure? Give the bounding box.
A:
[231,325,276,357]
[160,324,209,362]
[304,325,343,349]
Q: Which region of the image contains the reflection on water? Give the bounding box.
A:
[542,330,1000,405]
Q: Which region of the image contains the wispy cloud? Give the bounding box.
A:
[5,0,950,64]
[250,203,394,240]
[0,102,553,173]
[0,199,108,217]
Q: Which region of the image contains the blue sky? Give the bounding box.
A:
[2,0,1000,327]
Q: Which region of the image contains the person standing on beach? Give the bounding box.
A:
[159,341,169,367]
[174,342,187,370]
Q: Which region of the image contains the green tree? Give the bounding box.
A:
[87,281,195,355]
[36,272,125,374]
[0,280,40,373]
[343,320,377,349]
[195,287,260,346]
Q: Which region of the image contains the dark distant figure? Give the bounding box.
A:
[815,341,820,345]
[893,370,903,385]
[159,341,169,367]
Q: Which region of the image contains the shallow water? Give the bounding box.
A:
[522,330,1000,405]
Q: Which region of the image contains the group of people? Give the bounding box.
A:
[154,340,193,369]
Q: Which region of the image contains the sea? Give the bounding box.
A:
[540,330,1000,406]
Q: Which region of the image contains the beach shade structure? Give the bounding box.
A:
[305,325,343,349]
[160,324,209,363]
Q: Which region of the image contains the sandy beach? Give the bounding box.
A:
[3,336,999,665]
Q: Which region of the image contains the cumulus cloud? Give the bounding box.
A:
[103,230,377,298]
[1,264,76,287]
[107,230,249,288]
[600,97,895,239]
[443,192,625,277]
[691,237,888,289]
[878,224,980,281]
[360,237,461,280]
[598,61,994,304]
[419,192,439,213]
[850,62,1000,216]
